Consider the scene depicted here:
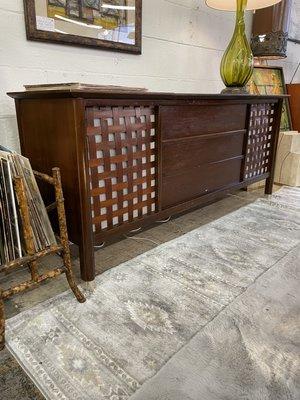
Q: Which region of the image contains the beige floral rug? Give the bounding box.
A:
[6,187,300,400]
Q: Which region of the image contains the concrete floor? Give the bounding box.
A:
[0,186,279,399]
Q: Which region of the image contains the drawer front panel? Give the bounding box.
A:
[161,157,243,209]
[86,105,157,234]
[160,104,247,140]
[162,130,245,177]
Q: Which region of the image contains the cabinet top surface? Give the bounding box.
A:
[7,89,288,101]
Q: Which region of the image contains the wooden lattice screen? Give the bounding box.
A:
[243,103,277,180]
[86,105,157,234]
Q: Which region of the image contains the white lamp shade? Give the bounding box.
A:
[205,0,282,11]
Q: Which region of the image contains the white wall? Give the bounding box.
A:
[1,1,299,152]
[0,0,256,151]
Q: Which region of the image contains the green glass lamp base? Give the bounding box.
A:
[220,0,253,95]
[221,86,249,94]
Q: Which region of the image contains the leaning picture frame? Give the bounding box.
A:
[23,0,142,54]
[247,65,293,131]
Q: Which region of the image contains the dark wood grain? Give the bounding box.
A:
[8,91,288,101]
[9,90,285,281]
[162,130,245,177]
[161,157,243,208]
[72,99,95,281]
[160,105,247,139]
[14,97,95,280]
[14,98,81,242]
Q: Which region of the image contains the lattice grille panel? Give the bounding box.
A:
[244,103,276,180]
[86,106,157,233]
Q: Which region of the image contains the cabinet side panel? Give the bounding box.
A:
[16,98,81,244]
[242,102,278,182]
[287,84,300,131]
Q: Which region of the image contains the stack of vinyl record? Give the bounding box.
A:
[0,148,57,266]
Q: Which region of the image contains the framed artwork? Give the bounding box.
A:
[23,0,142,53]
[247,66,292,131]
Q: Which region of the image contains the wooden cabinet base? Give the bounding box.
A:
[8,90,285,281]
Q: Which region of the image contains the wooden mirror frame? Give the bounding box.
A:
[23,0,142,54]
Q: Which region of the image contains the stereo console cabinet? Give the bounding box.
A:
[8,90,285,281]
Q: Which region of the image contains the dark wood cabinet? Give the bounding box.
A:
[8,90,285,281]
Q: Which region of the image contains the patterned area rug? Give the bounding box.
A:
[130,242,300,400]
[6,187,300,400]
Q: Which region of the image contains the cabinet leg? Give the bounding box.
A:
[0,292,5,351]
[265,177,273,195]
[79,241,95,282]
